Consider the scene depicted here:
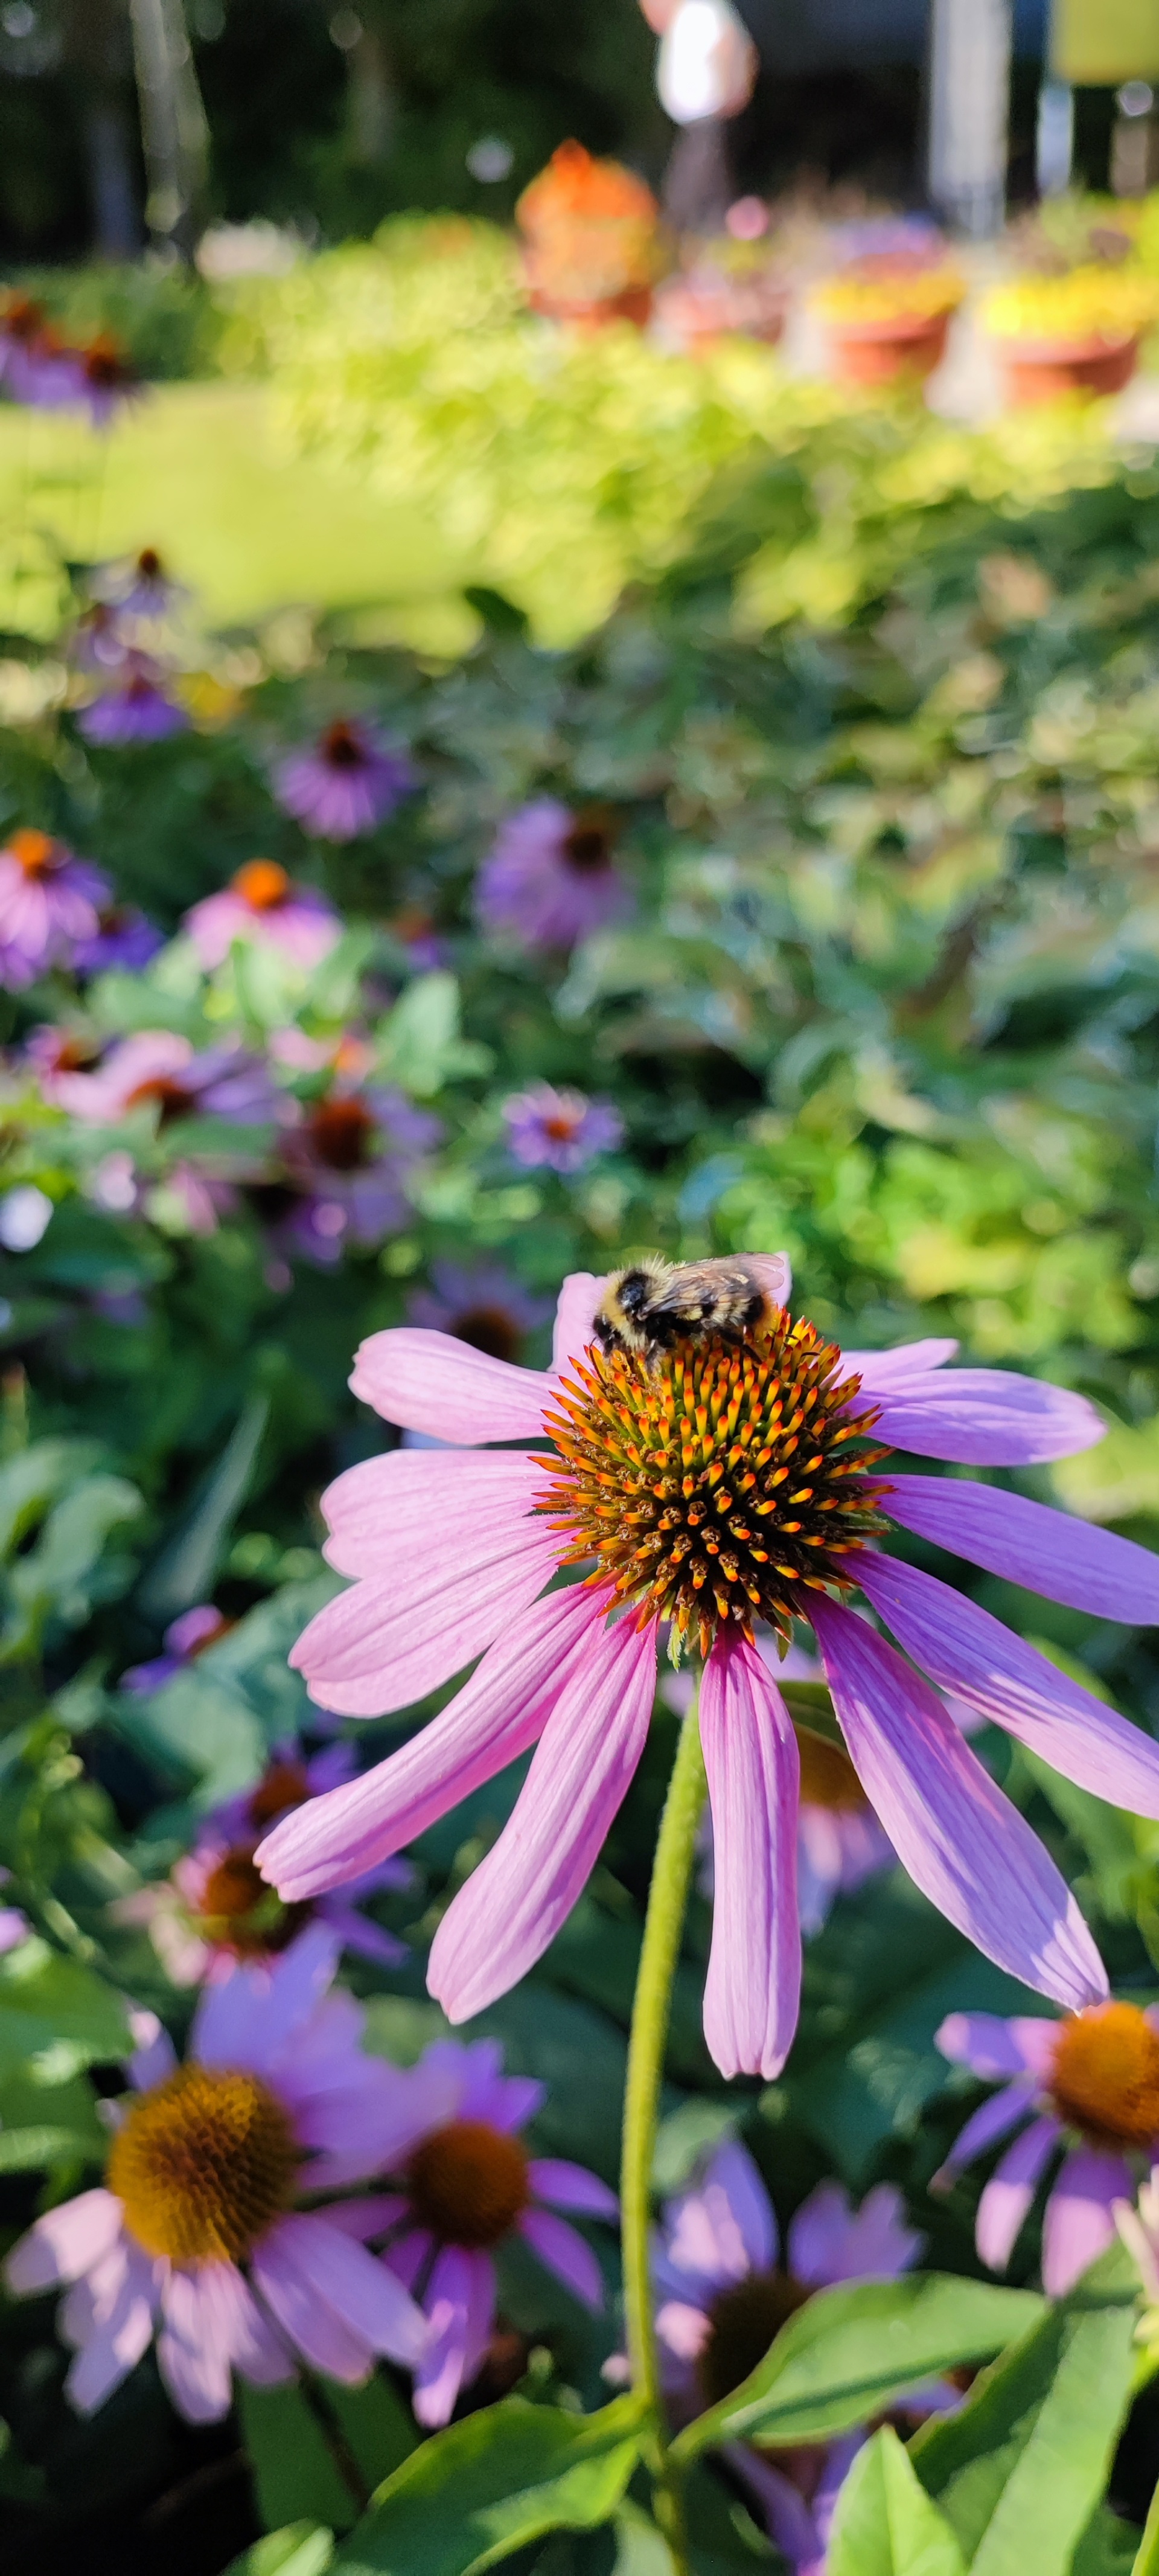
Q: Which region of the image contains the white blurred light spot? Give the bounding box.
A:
[89,1152,138,1214]
[329,7,362,46]
[2,5,36,36]
[466,135,514,182]
[0,1185,53,1251]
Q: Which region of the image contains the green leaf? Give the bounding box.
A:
[222,2524,335,2576]
[1132,2479,1159,2576]
[1071,2506,1142,2576]
[671,2275,1044,2461]
[0,2121,100,2169]
[0,1936,130,2078]
[912,2243,1139,2576]
[333,2395,646,2576]
[0,1439,102,1558]
[138,1392,269,1620]
[239,2376,416,2537]
[827,2429,966,2576]
[376,972,491,1097]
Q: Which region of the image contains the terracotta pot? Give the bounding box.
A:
[526,278,654,331]
[654,276,787,354]
[995,332,1140,405]
[823,306,954,388]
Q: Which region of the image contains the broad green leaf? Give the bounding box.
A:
[1070,2506,1141,2576]
[5,1472,143,1648]
[0,2121,100,2169]
[912,2243,1138,2576]
[828,2429,966,2576]
[333,2394,646,2576]
[223,2524,335,2576]
[0,1936,130,2077]
[138,1392,269,1620]
[671,2274,1044,2461]
[240,2376,416,2537]
[0,1439,101,1558]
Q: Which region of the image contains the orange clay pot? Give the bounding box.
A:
[995,332,1140,405]
[525,275,654,330]
[823,306,953,388]
[654,275,787,353]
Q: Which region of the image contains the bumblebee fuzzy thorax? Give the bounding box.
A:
[594,1254,788,1370]
[538,1311,891,1660]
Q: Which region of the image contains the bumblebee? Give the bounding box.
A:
[593,1253,791,1370]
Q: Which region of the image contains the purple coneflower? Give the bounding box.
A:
[119,1743,413,1984]
[273,720,415,842]
[52,1030,279,1130]
[646,2139,922,2572]
[95,546,185,621]
[689,1644,895,1939]
[407,1260,553,1363]
[277,1085,439,1267]
[121,1603,232,1695]
[475,800,630,952]
[71,601,130,676]
[258,1266,1159,2083]
[503,1080,623,1173]
[935,1999,1159,2294]
[185,859,340,973]
[4,1927,427,2421]
[71,334,139,431]
[344,2036,616,2427]
[78,662,188,746]
[73,903,164,975]
[0,827,110,990]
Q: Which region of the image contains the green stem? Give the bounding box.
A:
[621,1687,707,2573]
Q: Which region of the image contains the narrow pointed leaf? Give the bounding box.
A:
[828,2429,966,2576]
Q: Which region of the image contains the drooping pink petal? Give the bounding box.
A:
[661,2141,777,2292]
[934,2083,1035,2184]
[936,2011,1059,2082]
[318,1448,547,1580]
[193,1922,339,2073]
[699,1632,801,2081]
[350,1327,549,1443]
[251,2223,374,2383]
[551,1272,605,1370]
[427,1608,657,2023]
[411,2244,496,2429]
[519,2206,604,2309]
[5,2189,122,2292]
[528,2160,619,2218]
[260,1584,602,1901]
[975,2115,1061,2271]
[157,2267,237,2422]
[267,2212,427,2366]
[866,1370,1103,1466]
[883,1476,1159,1626]
[288,1520,561,1719]
[811,1599,1107,2012]
[858,1555,1159,1820]
[842,1340,959,1387]
[63,2241,159,2415]
[1041,2147,1132,2296]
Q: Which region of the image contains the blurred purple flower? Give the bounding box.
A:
[72,903,164,975]
[407,1259,552,1363]
[475,799,630,952]
[278,1085,440,1266]
[274,720,415,842]
[95,545,185,620]
[52,1030,280,1129]
[121,1604,231,1694]
[503,1080,622,1173]
[78,664,188,746]
[184,859,340,973]
[71,336,139,431]
[71,601,130,676]
[0,828,110,991]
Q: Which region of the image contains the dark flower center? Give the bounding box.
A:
[540,1314,890,1659]
[307,1097,376,1170]
[233,857,291,912]
[107,2063,298,2263]
[83,335,133,391]
[563,813,613,875]
[196,1845,310,1957]
[1049,2002,1159,2148]
[451,1305,523,1362]
[4,296,43,344]
[406,2118,529,2248]
[247,1759,312,1827]
[124,1074,193,1124]
[321,721,367,772]
[137,548,162,579]
[9,827,60,880]
[697,2270,811,2411]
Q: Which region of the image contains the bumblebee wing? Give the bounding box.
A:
[742,1253,791,1309]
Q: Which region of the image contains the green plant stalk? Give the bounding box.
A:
[621,1687,707,2571]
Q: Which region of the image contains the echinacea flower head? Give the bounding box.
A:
[475,800,631,952]
[72,903,164,975]
[120,1603,232,1695]
[184,859,340,973]
[53,1029,279,1130]
[71,599,130,675]
[4,1927,428,2420]
[353,2036,617,2426]
[273,720,415,842]
[0,828,110,991]
[120,1742,413,1983]
[276,1085,440,1266]
[503,1081,624,1173]
[648,2139,922,2573]
[78,664,188,745]
[72,333,139,429]
[936,1999,1159,2295]
[258,1267,1159,2084]
[96,545,186,621]
[406,1260,554,1363]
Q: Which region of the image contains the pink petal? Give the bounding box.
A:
[1042,2147,1132,2296]
[289,1520,560,1719]
[252,2223,374,2383]
[412,2245,496,2429]
[843,1340,959,1387]
[660,2140,777,2294]
[884,1475,1159,1626]
[699,1631,801,2080]
[519,2206,604,2309]
[787,2179,921,2289]
[63,2241,158,2415]
[428,1608,657,2023]
[657,2298,712,2363]
[193,1921,338,2072]
[350,1327,549,1443]
[528,2160,619,2218]
[976,2115,1060,2271]
[858,1554,1159,1820]
[318,1447,544,1579]
[867,1370,1104,1465]
[936,2011,1059,2081]
[936,2084,1037,2182]
[811,1598,1107,2012]
[158,2267,236,2421]
[5,2188,122,2293]
[264,2212,427,2366]
[551,1272,605,1369]
[260,1584,601,1900]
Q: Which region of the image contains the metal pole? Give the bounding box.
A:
[927,0,1013,238]
[127,0,208,257]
